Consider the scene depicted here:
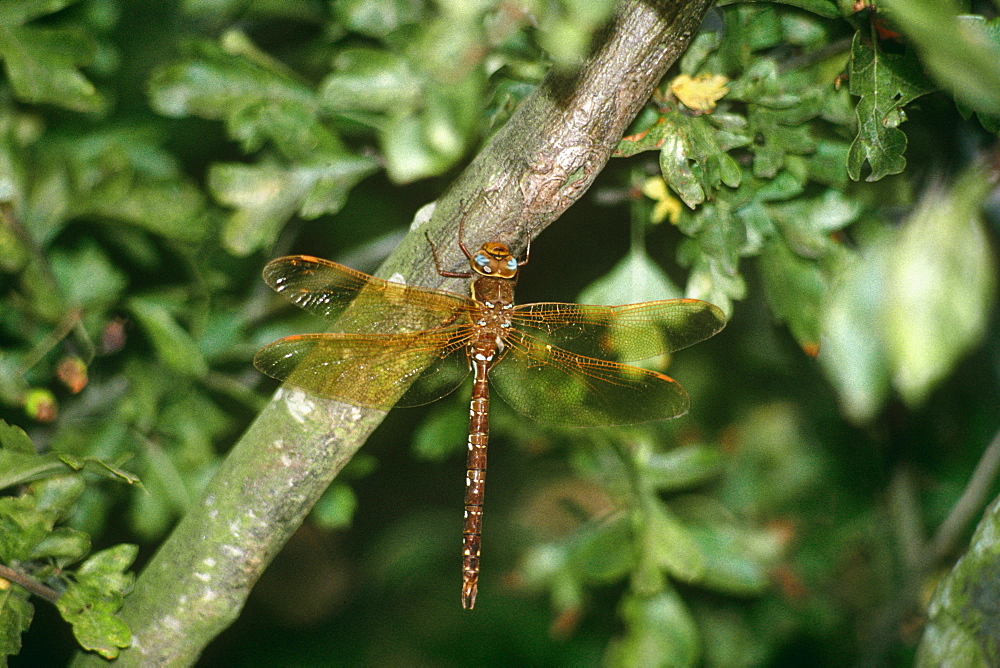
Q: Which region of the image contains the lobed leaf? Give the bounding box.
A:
[0,23,104,113]
[846,33,934,181]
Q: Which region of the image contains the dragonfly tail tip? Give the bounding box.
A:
[462,582,478,609]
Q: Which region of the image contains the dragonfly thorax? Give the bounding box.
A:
[470,242,518,279]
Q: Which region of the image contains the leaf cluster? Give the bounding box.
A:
[1,420,136,661]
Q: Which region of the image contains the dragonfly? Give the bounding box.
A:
[254,225,726,609]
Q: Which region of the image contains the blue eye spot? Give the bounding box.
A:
[506,258,518,271]
[474,254,490,267]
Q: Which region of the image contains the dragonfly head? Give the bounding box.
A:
[470,242,519,279]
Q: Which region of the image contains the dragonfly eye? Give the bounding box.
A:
[474,254,490,267]
[506,258,518,271]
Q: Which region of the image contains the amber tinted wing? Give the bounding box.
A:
[263,255,473,334]
[490,330,689,426]
[510,299,725,362]
[254,327,473,409]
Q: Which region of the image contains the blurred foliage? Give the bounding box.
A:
[0,0,998,666]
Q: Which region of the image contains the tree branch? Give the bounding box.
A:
[72,1,713,664]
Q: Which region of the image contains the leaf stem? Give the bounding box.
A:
[0,562,62,604]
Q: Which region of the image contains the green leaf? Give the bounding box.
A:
[769,187,860,256]
[717,403,826,514]
[818,235,893,423]
[380,77,481,183]
[639,445,724,493]
[210,162,303,255]
[56,584,131,660]
[679,31,722,75]
[55,544,136,659]
[311,483,357,530]
[642,500,705,583]
[885,169,996,408]
[158,392,232,471]
[715,0,839,19]
[28,526,90,566]
[210,155,377,256]
[127,481,173,542]
[381,114,455,184]
[726,59,825,180]
[49,242,128,312]
[0,15,105,113]
[0,0,79,26]
[318,48,421,115]
[149,38,314,126]
[846,33,935,181]
[33,475,86,519]
[0,497,41,562]
[759,236,826,353]
[518,542,586,613]
[577,247,682,307]
[229,98,348,162]
[532,0,617,68]
[677,201,749,313]
[0,477,84,562]
[822,163,996,420]
[333,0,423,38]
[606,589,700,667]
[807,138,853,189]
[616,108,748,208]
[412,402,467,461]
[0,451,67,491]
[58,454,141,487]
[567,513,636,582]
[76,543,138,590]
[43,128,210,243]
[880,3,1000,116]
[128,296,209,378]
[0,583,33,663]
[81,178,209,244]
[673,497,778,596]
[916,493,1000,666]
[132,434,193,524]
[0,420,34,455]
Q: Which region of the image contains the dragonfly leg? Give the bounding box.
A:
[427,230,474,279]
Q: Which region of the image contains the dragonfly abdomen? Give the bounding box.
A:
[461,341,494,609]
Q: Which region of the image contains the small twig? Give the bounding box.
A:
[927,428,1000,565]
[0,562,62,604]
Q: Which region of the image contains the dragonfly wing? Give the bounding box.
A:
[490,331,689,426]
[510,299,725,362]
[254,327,471,409]
[264,255,473,333]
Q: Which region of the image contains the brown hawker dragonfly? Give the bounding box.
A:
[254,228,726,609]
